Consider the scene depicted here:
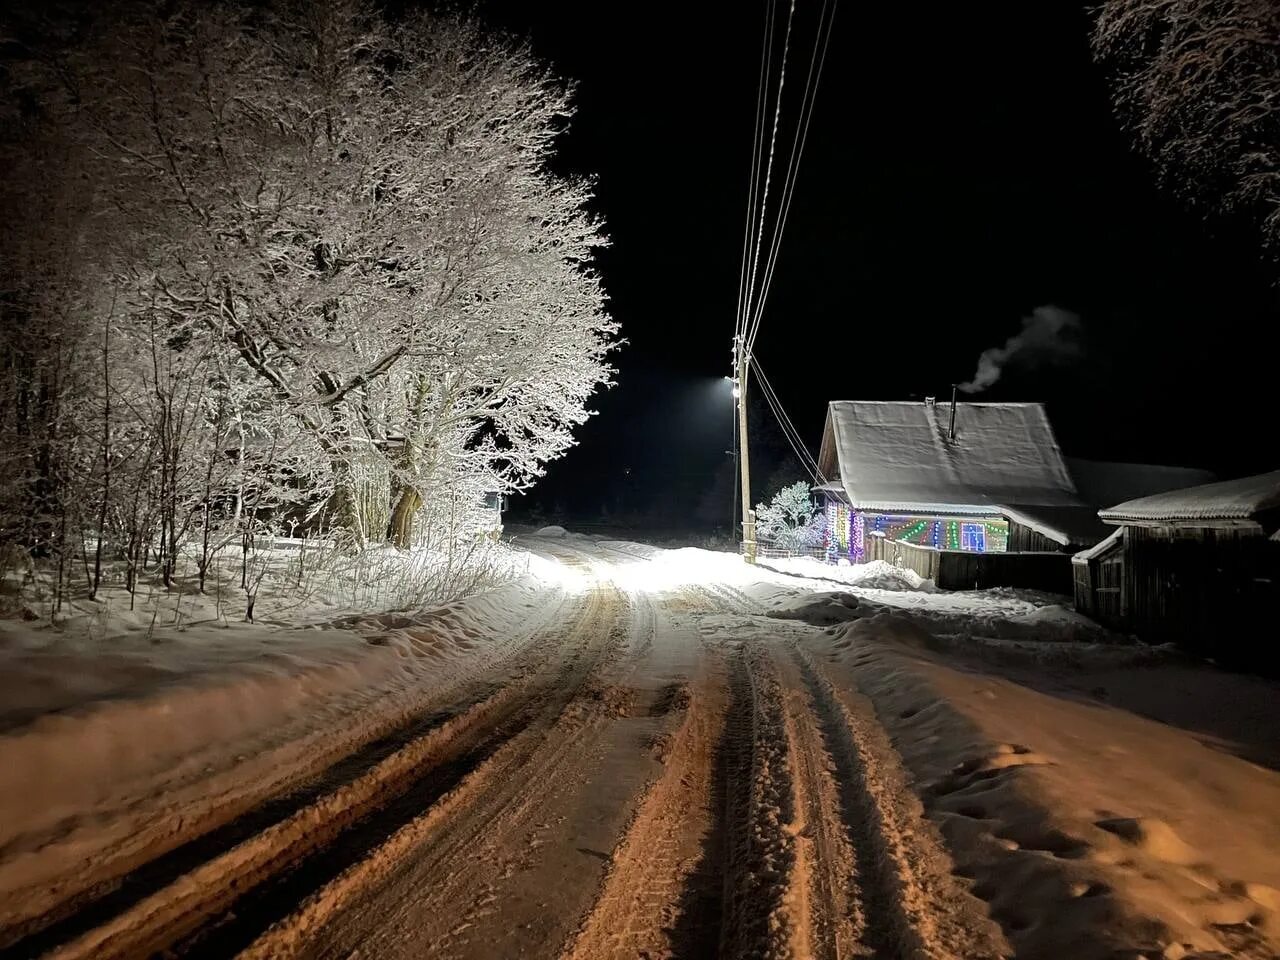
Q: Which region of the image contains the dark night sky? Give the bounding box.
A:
[469,1,1278,527]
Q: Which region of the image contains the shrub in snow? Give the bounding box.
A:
[755,482,825,551]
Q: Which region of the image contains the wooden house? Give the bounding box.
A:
[814,399,1096,590]
[1074,470,1280,666]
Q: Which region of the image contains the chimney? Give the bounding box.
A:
[948,384,958,441]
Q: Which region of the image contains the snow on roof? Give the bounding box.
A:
[1098,469,1280,526]
[812,480,847,500]
[1000,503,1112,547]
[1065,457,1216,508]
[820,400,1081,514]
[1072,527,1122,564]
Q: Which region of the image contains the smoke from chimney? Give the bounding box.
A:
[958,305,1084,394]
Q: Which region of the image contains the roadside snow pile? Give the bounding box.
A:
[767,591,863,626]
[749,556,1114,646]
[1008,603,1106,638]
[765,575,1115,648]
[535,525,568,537]
[763,555,936,592]
[926,600,1116,645]
[848,559,936,592]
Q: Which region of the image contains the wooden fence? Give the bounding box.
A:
[865,535,939,581]
[866,535,1072,593]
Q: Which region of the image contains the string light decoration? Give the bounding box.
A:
[860,513,1011,553]
[823,501,856,560]
[978,519,1009,552]
[961,521,986,551]
[851,510,865,562]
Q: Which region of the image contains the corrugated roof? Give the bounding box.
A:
[821,400,1081,514]
[1099,470,1280,525]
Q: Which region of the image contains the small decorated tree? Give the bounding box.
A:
[754,482,824,552]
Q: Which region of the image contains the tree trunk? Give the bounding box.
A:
[388,488,421,550]
[323,482,361,543]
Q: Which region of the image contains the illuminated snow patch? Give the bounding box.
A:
[524,554,595,595]
[609,549,749,594]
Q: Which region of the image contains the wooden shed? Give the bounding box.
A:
[1085,470,1280,668]
[1071,528,1123,622]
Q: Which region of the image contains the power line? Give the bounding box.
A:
[745,0,839,355]
[736,0,776,348]
[751,354,825,485]
[742,0,796,347]
[732,0,838,555]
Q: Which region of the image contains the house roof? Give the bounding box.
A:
[818,400,1081,515]
[1072,527,1123,564]
[1098,469,1280,527]
[1001,504,1112,547]
[812,480,848,501]
[1065,457,1216,508]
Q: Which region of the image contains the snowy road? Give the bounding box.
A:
[3,536,1280,959]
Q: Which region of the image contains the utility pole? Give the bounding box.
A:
[735,336,757,563]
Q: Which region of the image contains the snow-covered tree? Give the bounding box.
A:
[1,0,617,560]
[1092,0,1280,257]
[754,481,824,551]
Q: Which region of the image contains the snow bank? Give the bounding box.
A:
[755,556,1112,646]
[763,556,936,592]
[810,630,1280,958]
[766,592,863,627]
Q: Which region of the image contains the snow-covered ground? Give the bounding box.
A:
[2,535,1277,959]
[762,553,1116,646]
[0,546,563,936]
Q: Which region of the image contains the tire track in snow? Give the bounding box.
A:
[560,653,729,960]
[772,647,865,959]
[14,586,618,960]
[718,644,804,960]
[790,643,1005,960]
[1,675,504,959]
[0,588,576,952]
[563,582,781,960]
[238,581,639,960]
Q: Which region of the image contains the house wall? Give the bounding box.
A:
[1007,520,1066,553]
[1072,560,1093,616]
